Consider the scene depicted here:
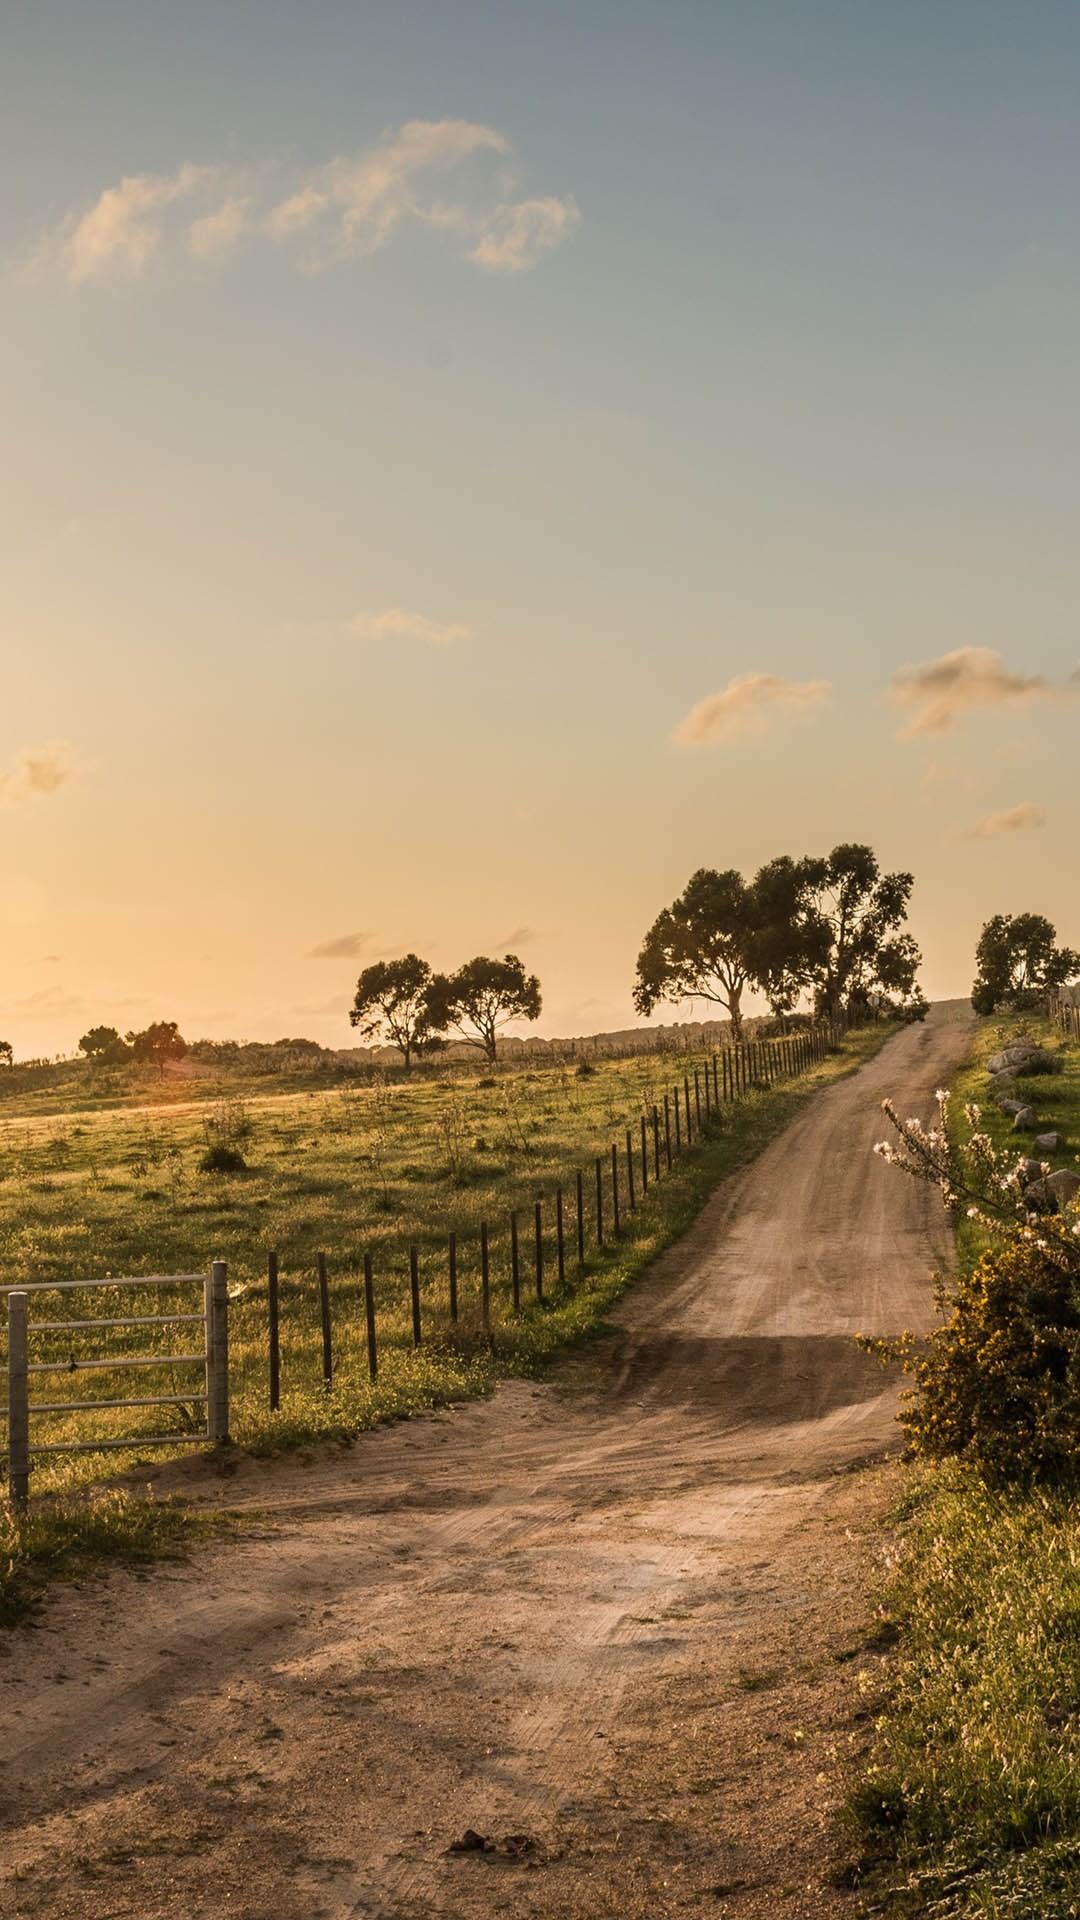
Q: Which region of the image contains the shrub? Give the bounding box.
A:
[896,1224,1080,1485]
[198,1143,248,1176]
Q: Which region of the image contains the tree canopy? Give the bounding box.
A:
[349,954,440,1069]
[426,954,542,1063]
[79,1025,131,1065]
[127,1021,188,1077]
[0,1041,12,1068]
[971,913,1080,1015]
[634,842,924,1031]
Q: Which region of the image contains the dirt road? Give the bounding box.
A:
[0,1005,972,1919]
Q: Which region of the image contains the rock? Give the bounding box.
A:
[446,1830,491,1855]
[997,1098,1027,1115]
[1034,1133,1063,1152]
[1025,1179,1055,1211]
[1017,1157,1045,1185]
[1047,1168,1080,1209]
[1012,1107,1039,1131]
[989,1068,1020,1087]
[989,1046,1035,1073]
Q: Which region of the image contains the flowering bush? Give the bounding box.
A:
[868,1093,1080,1485]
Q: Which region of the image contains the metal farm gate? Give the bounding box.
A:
[4,1264,229,1504]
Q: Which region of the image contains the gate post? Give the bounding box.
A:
[206,1262,230,1444]
[7,1290,29,1506]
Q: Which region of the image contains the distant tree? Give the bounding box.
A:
[797,843,922,1016]
[971,913,1080,1015]
[349,954,442,1070]
[0,1040,12,1068]
[79,1025,131,1065]
[127,1021,188,1079]
[426,954,542,1064]
[633,868,758,1038]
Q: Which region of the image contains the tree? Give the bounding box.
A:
[79,1025,131,1065]
[348,955,441,1070]
[0,1041,12,1068]
[797,843,922,1016]
[127,1021,188,1078]
[427,954,542,1064]
[633,868,757,1037]
[971,913,1080,1015]
[743,856,832,1016]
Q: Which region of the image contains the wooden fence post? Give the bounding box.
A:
[673,1089,681,1153]
[640,1113,649,1193]
[652,1104,661,1179]
[611,1141,621,1236]
[410,1246,422,1346]
[575,1169,585,1265]
[684,1073,692,1144]
[595,1156,605,1245]
[534,1199,544,1299]
[556,1187,566,1285]
[448,1231,458,1325]
[363,1251,378,1381]
[626,1129,636,1210]
[510,1209,521,1310]
[7,1290,29,1506]
[208,1261,230,1443]
[664,1096,672,1169]
[267,1250,280,1412]
[317,1252,332,1393]
[695,1067,703,1127]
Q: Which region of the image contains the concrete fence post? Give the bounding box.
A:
[206,1262,230,1444]
[7,1290,29,1506]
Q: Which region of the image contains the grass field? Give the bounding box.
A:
[0,1023,891,1618]
[852,1009,1080,1919]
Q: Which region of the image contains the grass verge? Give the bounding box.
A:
[850,1010,1080,1919]
[0,1488,227,1629]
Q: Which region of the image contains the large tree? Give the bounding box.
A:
[971,913,1080,1015]
[633,868,758,1037]
[348,954,440,1070]
[797,843,922,1016]
[127,1021,188,1078]
[743,855,832,1016]
[426,954,542,1064]
[0,1040,12,1068]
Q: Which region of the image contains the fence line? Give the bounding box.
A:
[4,1012,856,1494]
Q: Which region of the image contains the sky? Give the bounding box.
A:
[2,0,1080,1057]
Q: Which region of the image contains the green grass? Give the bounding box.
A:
[851,1011,1080,1920]
[0,1488,226,1628]
[0,1022,893,1619]
[950,1010,1079,1271]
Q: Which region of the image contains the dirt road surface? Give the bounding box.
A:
[0,1005,972,1919]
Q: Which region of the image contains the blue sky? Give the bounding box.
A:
[2,2,1079,1052]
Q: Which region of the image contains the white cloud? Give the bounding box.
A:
[34,122,579,283]
[966,801,1048,839]
[349,607,470,648]
[674,673,831,746]
[890,646,1075,737]
[468,195,582,272]
[189,197,248,259]
[56,163,217,281]
[0,741,75,803]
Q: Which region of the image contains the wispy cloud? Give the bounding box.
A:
[33,122,579,284]
[0,741,75,803]
[349,607,469,648]
[468,195,582,272]
[188,196,248,259]
[966,801,1048,840]
[674,673,831,747]
[493,924,539,948]
[890,647,1076,737]
[309,932,373,961]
